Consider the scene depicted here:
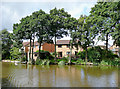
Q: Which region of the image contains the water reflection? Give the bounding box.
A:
[1,62,118,87]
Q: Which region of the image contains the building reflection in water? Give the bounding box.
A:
[2,62,118,87]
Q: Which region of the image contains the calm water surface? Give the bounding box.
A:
[1,62,119,87]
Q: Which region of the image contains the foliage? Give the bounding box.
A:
[57,57,68,63]
[20,57,26,62]
[75,58,84,65]
[72,15,95,64]
[51,52,58,57]
[49,8,71,60]
[32,10,53,59]
[36,50,54,59]
[77,46,118,63]
[89,2,120,56]
[100,60,108,66]
[35,59,50,65]
[58,60,65,65]
[36,50,49,53]
[50,59,56,64]
[10,47,22,60]
[1,29,13,60]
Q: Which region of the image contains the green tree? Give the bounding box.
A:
[10,47,22,60]
[13,15,35,64]
[89,2,120,56]
[75,15,95,64]
[65,17,78,64]
[49,8,71,60]
[1,29,13,60]
[31,10,53,59]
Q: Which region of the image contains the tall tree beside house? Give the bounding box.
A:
[0,29,13,60]
[75,15,95,64]
[64,17,78,64]
[13,15,35,64]
[31,9,53,59]
[89,2,120,56]
[49,8,71,60]
[107,2,120,57]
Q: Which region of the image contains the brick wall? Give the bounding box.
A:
[43,43,55,53]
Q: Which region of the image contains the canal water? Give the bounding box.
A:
[1,62,119,87]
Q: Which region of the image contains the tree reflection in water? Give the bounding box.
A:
[1,62,118,87]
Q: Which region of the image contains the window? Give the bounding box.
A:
[58,52,62,57]
[66,52,70,55]
[66,44,70,48]
[35,54,37,56]
[58,45,62,48]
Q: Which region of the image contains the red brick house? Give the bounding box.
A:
[22,41,55,61]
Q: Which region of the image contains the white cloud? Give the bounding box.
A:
[1,2,97,31]
[1,0,97,2]
[68,3,96,19]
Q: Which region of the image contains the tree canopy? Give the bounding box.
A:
[1,29,13,59]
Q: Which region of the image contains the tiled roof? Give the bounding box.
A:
[23,42,29,46]
[23,41,41,46]
[56,40,70,45]
[31,41,39,46]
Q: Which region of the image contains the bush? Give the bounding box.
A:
[20,57,26,62]
[10,47,22,60]
[109,58,120,66]
[58,61,65,65]
[77,46,119,65]
[35,59,41,65]
[51,52,58,57]
[75,58,84,65]
[50,59,56,64]
[35,59,50,65]
[57,57,68,63]
[36,50,54,60]
[100,60,108,65]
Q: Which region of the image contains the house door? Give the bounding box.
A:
[58,52,62,57]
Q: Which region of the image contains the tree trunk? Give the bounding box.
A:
[85,47,88,65]
[106,33,108,51]
[38,29,41,59]
[32,38,34,64]
[106,33,108,57]
[39,42,42,59]
[54,35,57,60]
[69,40,72,64]
[29,38,31,63]
[118,46,120,58]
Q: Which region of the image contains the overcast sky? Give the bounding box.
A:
[0,0,114,46]
[1,0,97,31]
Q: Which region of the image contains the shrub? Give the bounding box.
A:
[100,60,108,65]
[35,59,51,65]
[75,58,84,65]
[50,59,56,64]
[58,61,65,65]
[20,57,26,62]
[57,57,68,63]
[36,50,54,60]
[77,46,119,64]
[10,47,22,60]
[35,59,41,65]
[109,58,120,66]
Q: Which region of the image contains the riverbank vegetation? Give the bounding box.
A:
[34,46,120,66]
[1,2,120,66]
